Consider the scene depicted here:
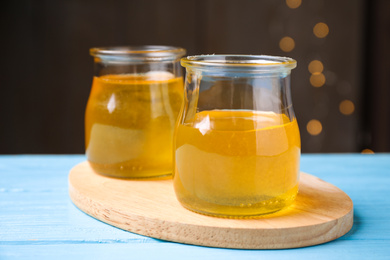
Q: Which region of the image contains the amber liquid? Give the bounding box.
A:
[174,110,300,217]
[85,73,183,178]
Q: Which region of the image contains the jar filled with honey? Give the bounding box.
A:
[174,55,300,217]
[85,46,186,178]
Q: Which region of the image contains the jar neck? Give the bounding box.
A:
[181,55,296,75]
[91,46,186,77]
[181,55,297,122]
[91,46,186,63]
[93,60,183,78]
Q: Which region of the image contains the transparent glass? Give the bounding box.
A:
[85,46,186,178]
[174,55,300,217]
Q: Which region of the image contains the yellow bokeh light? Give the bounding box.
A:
[361,149,375,154]
[279,36,295,52]
[286,0,302,9]
[306,119,323,136]
[313,22,329,38]
[308,60,324,74]
[339,100,355,115]
[310,73,326,87]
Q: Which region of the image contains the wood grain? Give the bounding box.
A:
[68,161,353,249]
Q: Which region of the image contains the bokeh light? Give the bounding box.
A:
[361,149,375,154]
[286,0,302,9]
[339,100,355,115]
[308,60,324,74]
[313,22,329,38]
[279,36,295,52]
[307,119,323,136]
[310,73,326,87]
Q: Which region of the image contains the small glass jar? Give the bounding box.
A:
[174,55,300,217]
[85,46,186,178]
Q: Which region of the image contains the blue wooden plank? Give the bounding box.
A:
[0,154,389,259]
[1,240,390,260]
[300,154,390,241]
[0,155,156,244]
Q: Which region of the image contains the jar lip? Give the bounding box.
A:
[181,54,297,71]
[90,45,186,62]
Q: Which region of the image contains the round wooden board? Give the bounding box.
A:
[68,162,353,249]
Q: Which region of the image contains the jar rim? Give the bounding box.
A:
[90,45,186,62]
[181,55,297,72]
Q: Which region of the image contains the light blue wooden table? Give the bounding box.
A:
[1,154,389,259]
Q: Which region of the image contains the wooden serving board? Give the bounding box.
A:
[68,162,353,249]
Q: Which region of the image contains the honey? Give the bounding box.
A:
[85,73,183,178]
[174,110,300,217]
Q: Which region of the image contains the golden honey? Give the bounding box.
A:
[85,73,183,178]
[174,110,300,217]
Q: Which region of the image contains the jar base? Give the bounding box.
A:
[176,186,298,218]
[88,161,172,179]
[179,203,288,219]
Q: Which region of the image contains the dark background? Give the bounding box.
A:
[1,0,389,154]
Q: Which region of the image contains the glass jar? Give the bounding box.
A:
[174,55,300,217]
[85,46,186,178]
